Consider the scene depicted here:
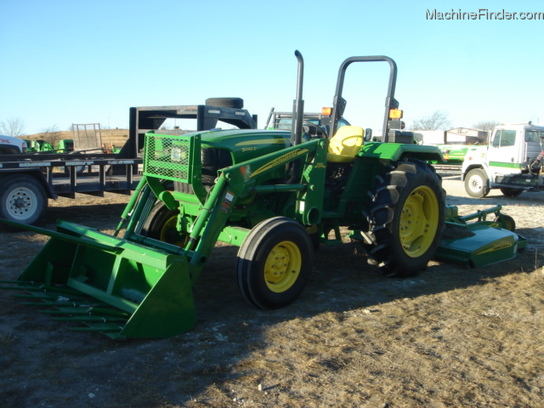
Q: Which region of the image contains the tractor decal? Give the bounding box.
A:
[236,139,287,146]
[249,148,310,178]
[476,240,514,255]
[221,191,235,213]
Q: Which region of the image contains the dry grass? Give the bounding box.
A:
[1,179,544,407]
[25,128,129,149]
[219,270,544,408]
[174,259,544,408]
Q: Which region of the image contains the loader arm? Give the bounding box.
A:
[219,136,328,224]
[0,133,328,339]
[129,132,329,283]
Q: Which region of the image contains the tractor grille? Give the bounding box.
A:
[143,133,197,183]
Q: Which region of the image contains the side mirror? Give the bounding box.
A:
[364,128,373,141]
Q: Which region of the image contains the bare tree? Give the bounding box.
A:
[473,120,500,131]
[410,111,452,131]
[38,125,62,146]
[0,117,26,137]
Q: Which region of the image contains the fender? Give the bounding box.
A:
[0,169,56,199]
[359,141,444,162]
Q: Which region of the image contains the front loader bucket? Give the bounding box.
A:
[2,220,196,339]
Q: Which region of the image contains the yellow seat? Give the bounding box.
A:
[327,126,364,163]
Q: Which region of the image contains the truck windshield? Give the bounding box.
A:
[492,130,516,147]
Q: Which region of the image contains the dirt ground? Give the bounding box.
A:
[1,175,543,408]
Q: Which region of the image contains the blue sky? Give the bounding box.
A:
[1,0,543,135]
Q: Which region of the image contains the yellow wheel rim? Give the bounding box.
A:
[160,215,188,247]
[264,241,302,293]
[399,185,440,258]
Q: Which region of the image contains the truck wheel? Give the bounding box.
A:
[365,160,445,277]
[140,203,189,247]
[0,175,48,226]
[500,187,523,197]
[464,168,489,198]
[236,217,313,309]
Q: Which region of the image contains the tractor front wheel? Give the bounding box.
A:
[236,217,313,309]
[140,203,189,247]
[365,160,445,277]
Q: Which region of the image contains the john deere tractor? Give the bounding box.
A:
[2,51,525,339]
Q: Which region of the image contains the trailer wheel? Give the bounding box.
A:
[465,168,490,198]
[0,174,48,226]
[365,160,445,277]
[141,203,189,247]
[236,217,313,309]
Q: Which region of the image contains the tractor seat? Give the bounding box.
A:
[327,126,364,163]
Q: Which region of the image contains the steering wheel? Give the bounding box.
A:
[302,121,328,139]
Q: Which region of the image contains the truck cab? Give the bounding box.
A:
[462,123,544,197]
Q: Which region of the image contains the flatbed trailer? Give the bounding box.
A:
[0,152,142,226]
[0,153,141,197]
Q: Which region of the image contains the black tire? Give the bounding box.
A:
[205,97,244,109]
[494,214,516,232]
[464,168,490,198]
[236,217,313,309]
[0,175,48,226]
[64,162,86,175]
[364,159,445,277]
[500,187,524,197]
[140,203,188,247]
[306,225,321,250]
[67,151,86,174]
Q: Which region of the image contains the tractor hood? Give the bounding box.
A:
[200,129,291,163]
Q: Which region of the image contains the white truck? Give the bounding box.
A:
[462,123,544,197]
[0,135,27,154]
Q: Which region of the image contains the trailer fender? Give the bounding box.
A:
[0,169,55,198]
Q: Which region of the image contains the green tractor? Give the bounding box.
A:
[1,51,525,339]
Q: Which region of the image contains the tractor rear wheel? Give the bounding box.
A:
[236,217,313,309]
[365,159,445,277]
